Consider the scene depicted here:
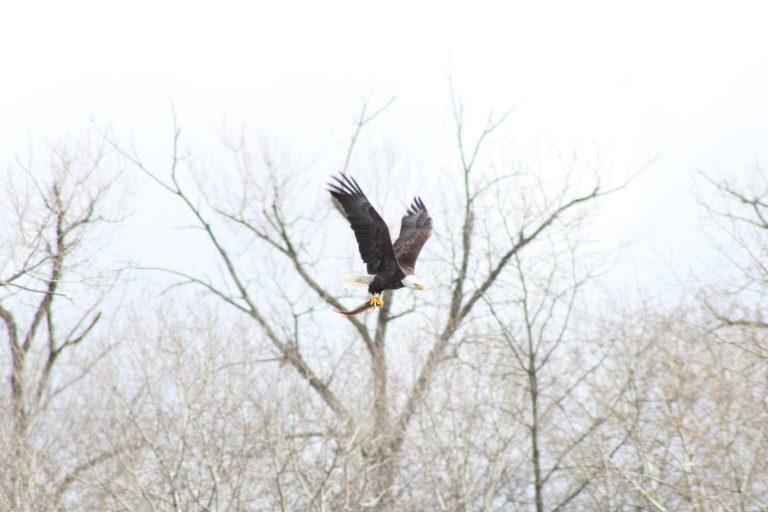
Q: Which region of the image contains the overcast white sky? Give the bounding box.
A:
[2,0,768,296]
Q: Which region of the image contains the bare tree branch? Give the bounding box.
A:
[105,113,354,429]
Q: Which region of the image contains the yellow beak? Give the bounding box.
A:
[416,284,426,291]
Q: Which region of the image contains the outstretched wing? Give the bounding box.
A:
[328,174,398,275]
[393,197,433,275]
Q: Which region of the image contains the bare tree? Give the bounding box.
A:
[482,252,627,510]
[103,92,623,510]
[596,165,768,509]
[695,168,768,361]
[0,141,123,510]
[75,304,291,510]
[594,304,768,510]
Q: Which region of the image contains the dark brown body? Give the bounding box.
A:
[369,270,406,295]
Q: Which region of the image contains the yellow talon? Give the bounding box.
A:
[369,295,384,309]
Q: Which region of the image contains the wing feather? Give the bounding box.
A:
[393,196,433,275]
[328,174,398,275]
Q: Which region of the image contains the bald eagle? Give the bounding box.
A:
[329,173,433,316]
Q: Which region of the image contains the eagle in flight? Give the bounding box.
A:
[329,173,433,316]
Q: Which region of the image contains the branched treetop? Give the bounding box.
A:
[1,143,120,511]
[105,97,629,509]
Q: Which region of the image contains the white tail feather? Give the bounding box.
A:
[338,274,374,289]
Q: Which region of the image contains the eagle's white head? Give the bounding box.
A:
[402,275,426,291]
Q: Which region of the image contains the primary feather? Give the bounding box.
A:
[393,196,433,275]
[328,174,398,275]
